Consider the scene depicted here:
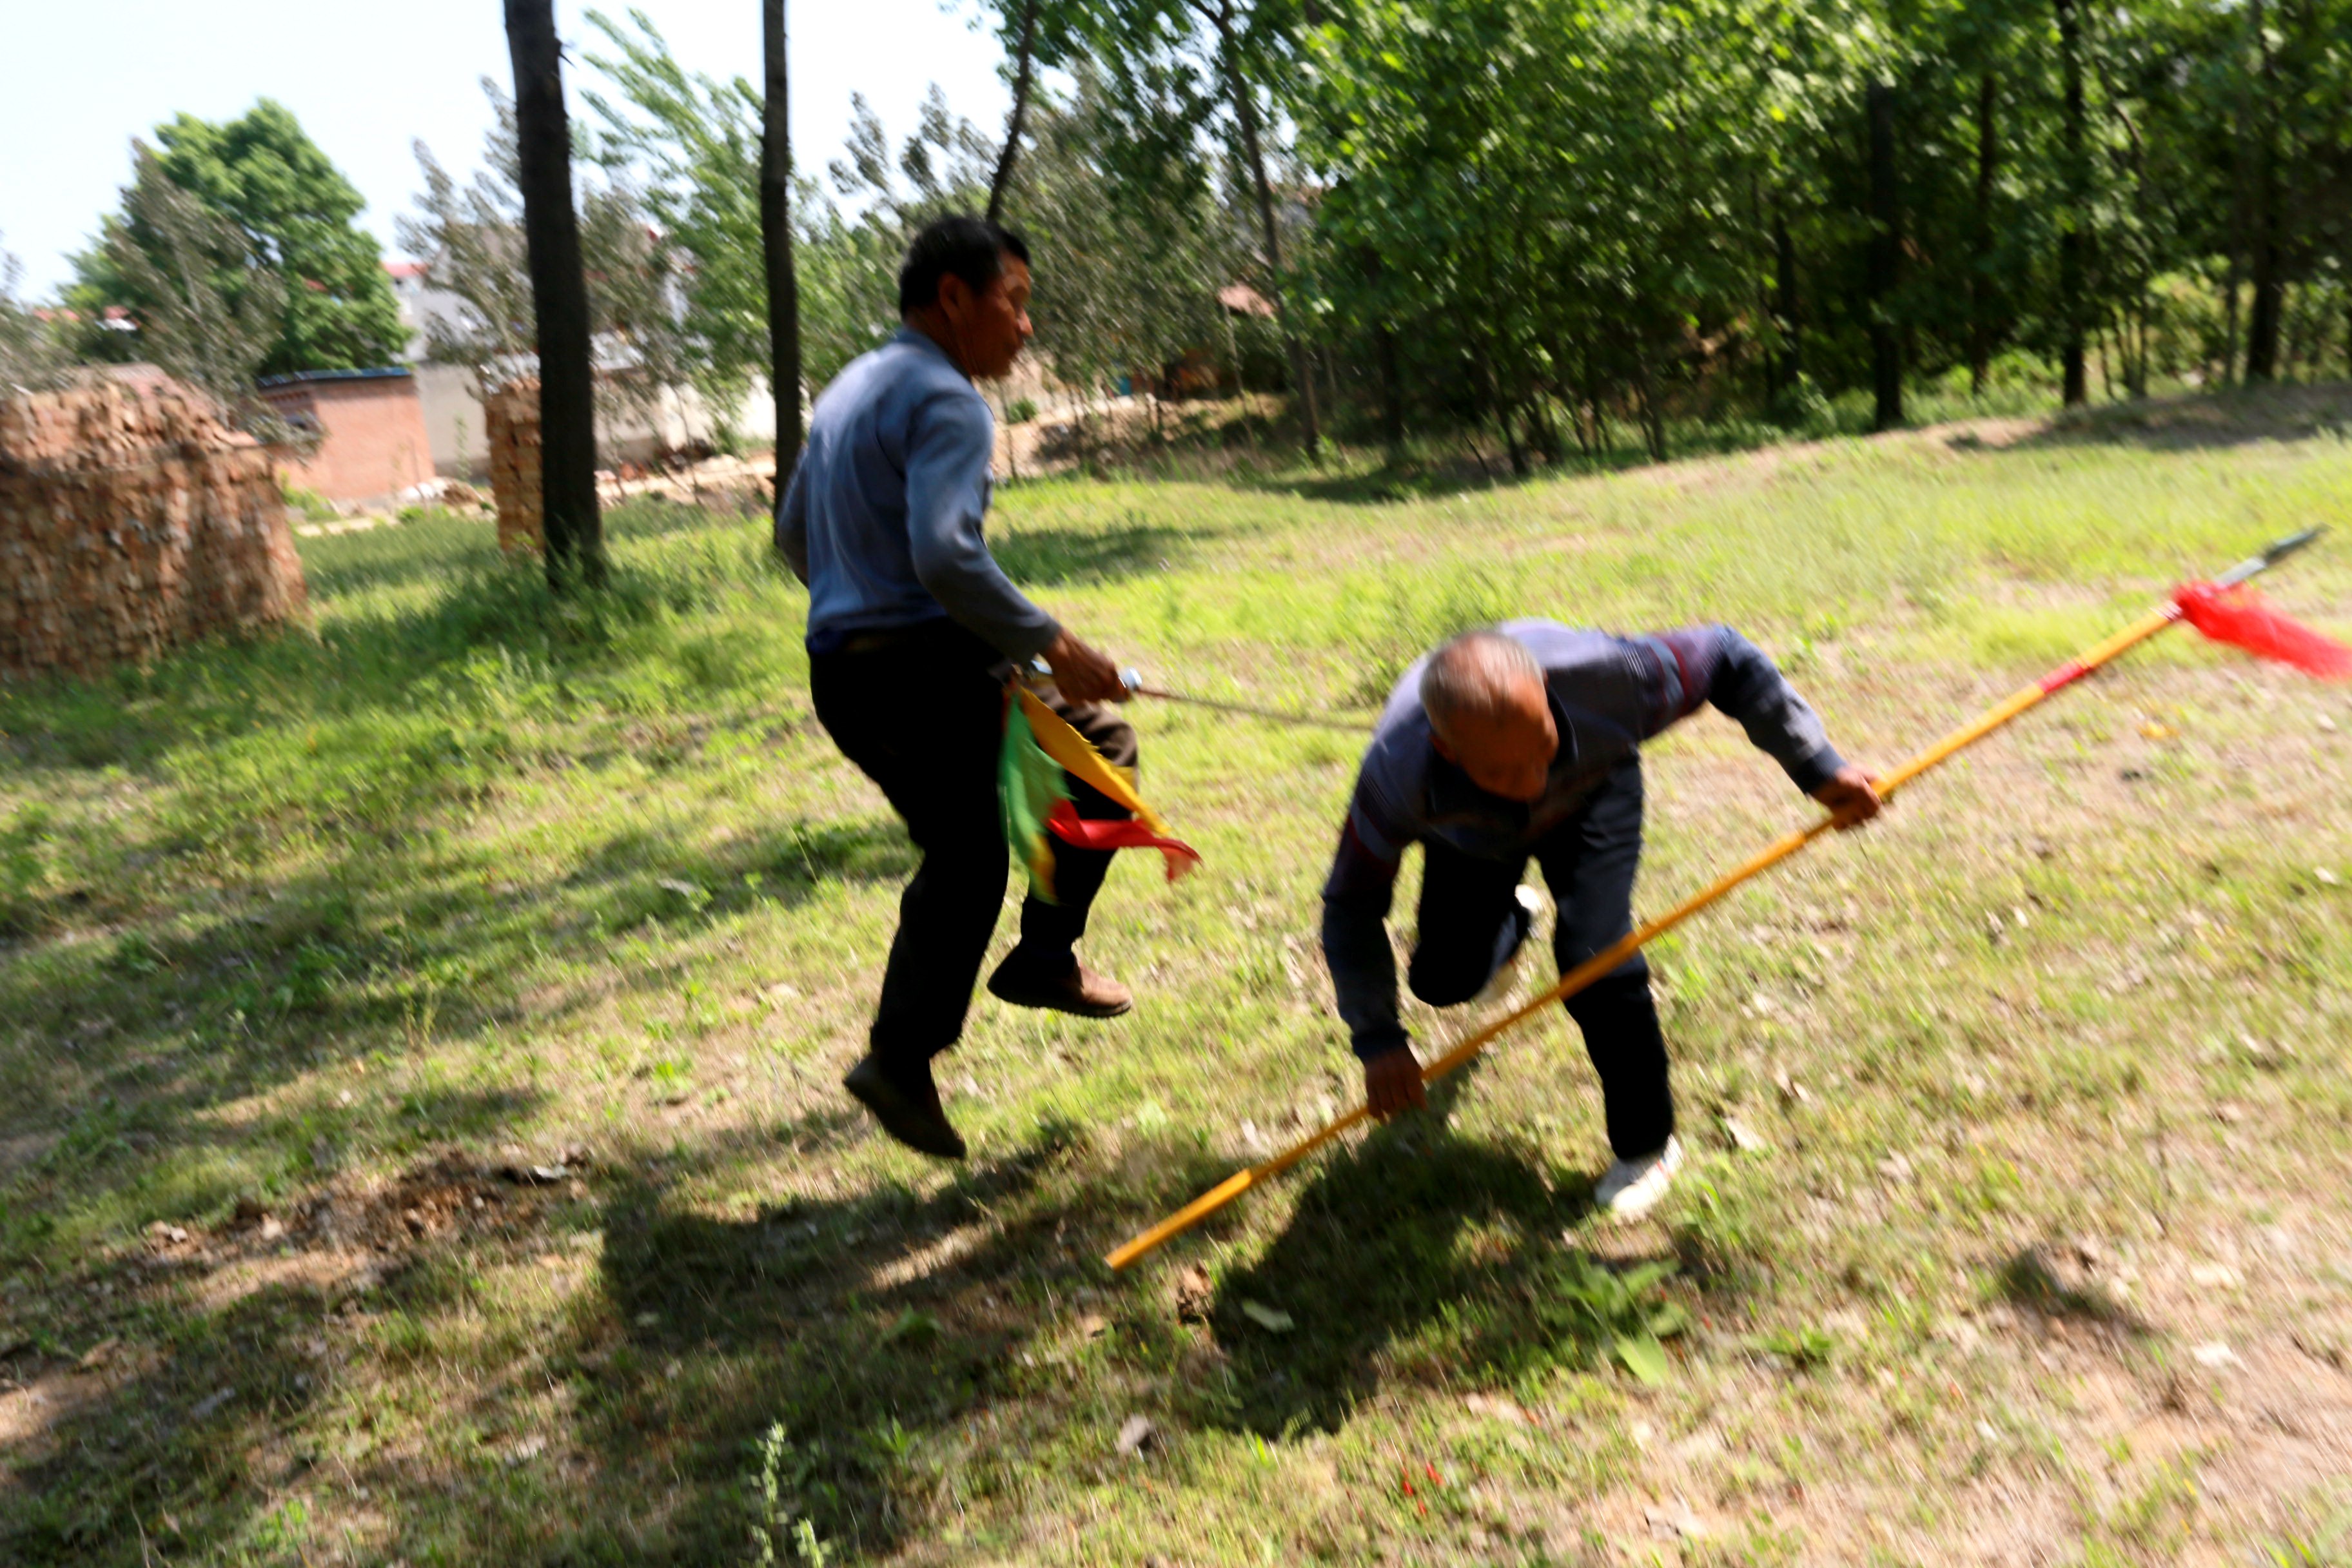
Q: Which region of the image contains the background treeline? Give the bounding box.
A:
[586,0,2352,464]
[15,0,2352,467]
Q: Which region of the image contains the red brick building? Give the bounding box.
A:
[257,368,435,505]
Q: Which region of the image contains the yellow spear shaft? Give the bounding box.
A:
[1105,530,2323,1272]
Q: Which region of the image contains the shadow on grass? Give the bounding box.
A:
[2001,380,2352,455]
[1995,1244,2151,1335]
[990,518,1207,587]
[520,1120,1236,1565]
[0,1280,333,1563]
[0,1102,1236,1564]
[1199,1072,1685,1440]
[292,498,750,603]
[294,513,507,601]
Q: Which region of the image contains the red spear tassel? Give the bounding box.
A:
[2174,581,2352,679]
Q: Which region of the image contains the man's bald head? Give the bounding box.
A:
[1421,631,1544,734]
[1420,630,1558,801]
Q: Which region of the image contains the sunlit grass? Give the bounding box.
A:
[1,394,2349,1563]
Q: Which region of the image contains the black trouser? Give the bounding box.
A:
[1404,756,1672,1161]
[808,620,1135,1072]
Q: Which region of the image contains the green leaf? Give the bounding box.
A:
[1614,1333,1671,1386]
[882,1309,940,1347]
[1239,1300,1295,1333]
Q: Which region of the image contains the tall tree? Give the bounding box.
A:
[805,87,1000,387]
[583,11,774,431]
[70,101,404,375]
[505,0,605,589]
[1772,202,1803,402]
[762,0,804,471]
[988,0,1044,222]
[2053,0,2089,404]
[2239,0,2284,382]
[103,144,295,438]
[1867,81,1904,429]
[400,98,536,391]
[1195,0,1319,455]
[404,74,687,439]
[1010,66,1241,400]
[1968,69,2001,395]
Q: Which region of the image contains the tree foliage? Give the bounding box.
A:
[583,8,774,411]
[522,0,2352,462]
[400,77,692,433]
[70,101,404,377]
[97,146,312,445]
[0,241,74,395]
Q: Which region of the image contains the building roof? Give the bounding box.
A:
[385,260,429,280]
[256,367,416,388]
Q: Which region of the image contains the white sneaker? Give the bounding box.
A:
[1594,1135,1683,1220]
[1471,886,1546,1006]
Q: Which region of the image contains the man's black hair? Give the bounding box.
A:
[897,215,1030,315]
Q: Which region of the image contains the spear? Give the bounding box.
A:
[1106,529,2346,1271]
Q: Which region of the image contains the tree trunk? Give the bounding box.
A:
[1376,325,1403,457]
[1750,174,1779,408]
[986,0,1041,224]
[505,0,603,589]
[761,0,805,483]
[1772,201,1802,395]
[1211,0,1320,456]
[2242,0,2284,383]
[1866,82,1903,431]
[1526,402,1559,465]
[2221,251,2243,385]
[1500,406,1528,477]
[2055,0,2088,406]
[1970,69,1999,397]
[2244,219,2282,384]
[1632,348,1667,462]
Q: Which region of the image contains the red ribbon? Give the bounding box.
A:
[1046,800,1202,881]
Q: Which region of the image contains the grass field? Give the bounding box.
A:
[3,388,2351,1566]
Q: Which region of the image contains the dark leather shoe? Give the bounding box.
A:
[842,1055,966,1160]
[986,952,1134,1017]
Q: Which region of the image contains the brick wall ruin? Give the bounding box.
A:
[0,377,309,681]
[483,380,542,554]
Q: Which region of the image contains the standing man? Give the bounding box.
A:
[1322,622,1883,1218]
[778,215,1138,1161]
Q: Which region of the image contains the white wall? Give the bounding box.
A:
[416,362,489,476]
[417,367,785,478]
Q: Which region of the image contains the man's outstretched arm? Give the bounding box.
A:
[1651,625,1883,828]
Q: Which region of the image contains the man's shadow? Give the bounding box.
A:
[549,1118,1237,1565]
[1201,1062,1680,1438]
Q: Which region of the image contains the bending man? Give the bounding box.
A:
[1322,622,1882,1217]
[778,215,1137,1161]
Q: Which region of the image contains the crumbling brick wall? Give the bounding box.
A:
[483,380,542,554]
[0,377,309,681]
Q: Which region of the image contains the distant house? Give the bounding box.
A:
[256,367,435,505]
[381,257,780,479]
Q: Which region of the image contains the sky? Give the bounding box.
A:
[0,0,1014,299]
